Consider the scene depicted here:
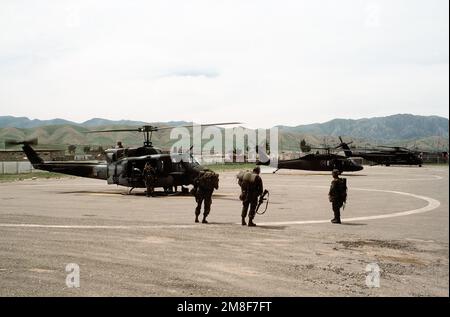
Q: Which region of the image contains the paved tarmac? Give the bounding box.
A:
[0,166,448,296]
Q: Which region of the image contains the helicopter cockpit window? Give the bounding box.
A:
[106,153,115,163]
[191,156,200,166]
[169,153,200,167]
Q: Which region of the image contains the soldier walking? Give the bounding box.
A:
[193,170,219,224]
[328,169,347,224]
[239,166,264,227]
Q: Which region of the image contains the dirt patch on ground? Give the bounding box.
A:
[337,239,416,251]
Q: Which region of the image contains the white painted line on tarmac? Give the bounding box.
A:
[0,223,197,229]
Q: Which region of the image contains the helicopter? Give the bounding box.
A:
[256,144,363,173]
[336,137,424,166]
[6,123,239,195]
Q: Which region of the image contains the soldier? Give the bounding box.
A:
[193,170,219,224]
[143,162,156,197]
[240,166,263,227]
[116,141,124,149]
[328,169,347,224]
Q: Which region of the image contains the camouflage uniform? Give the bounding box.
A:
[143,163,156,197]
[240,169,263,226]
[328,170,346,224]
[193,171,219,223]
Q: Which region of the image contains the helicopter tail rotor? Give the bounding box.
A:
[334,136,353,157]
[335,136,353,149]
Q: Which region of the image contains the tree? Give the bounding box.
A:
[68,145,77,155]
[300,139,311,152]
[83,146,91,154]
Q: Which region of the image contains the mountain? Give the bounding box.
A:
[0,116,191,129]
[81,118,150,127]
[0,116,75,128]
[278,114,448,142]
[0,114,448,151]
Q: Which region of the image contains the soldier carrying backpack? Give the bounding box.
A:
[192,170,219,224]
[237,166,264,227]
[328,169,347,224]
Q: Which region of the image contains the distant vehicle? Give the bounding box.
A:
[256,148,363,173]
[6,123,239,194]
[337,137,424,167]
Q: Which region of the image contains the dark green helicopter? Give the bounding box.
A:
[337,137,424,167]
[256,144,363,173]
[7,123,239,194]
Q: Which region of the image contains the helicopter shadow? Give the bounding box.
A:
[58,190,123,195]
[57,190,191,197]
[339,174,368,177]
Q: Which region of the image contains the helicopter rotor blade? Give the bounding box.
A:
[5,138,38,147]
[84,122,242,134]
[310,147,331,150]
[84,128,141,133]
[378,145,400,149]
[155,122,242,131]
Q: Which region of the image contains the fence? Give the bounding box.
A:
[0,162,34,174]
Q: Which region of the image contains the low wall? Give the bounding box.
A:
[0,162,34,174]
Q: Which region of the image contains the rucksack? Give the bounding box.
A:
[336,178,347,202]
[237,170,257,189]
[197,171,219,190]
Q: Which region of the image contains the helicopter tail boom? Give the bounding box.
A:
[256,150,271,166]
[22,144,44,166]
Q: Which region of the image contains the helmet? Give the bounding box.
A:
[253,166,261,174]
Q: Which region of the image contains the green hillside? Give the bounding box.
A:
[0,115,448,152]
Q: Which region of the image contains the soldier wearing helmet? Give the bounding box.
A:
[239,166,264,227]
[328,169,347,224]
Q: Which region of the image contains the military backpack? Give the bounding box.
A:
[336,178,347,202]
[197,171,219,190]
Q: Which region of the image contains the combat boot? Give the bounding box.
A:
[202,217,208,224]
[331,214,341,224]
[248,219,256,227]
[195,216,199,223]
[241,218,247,226]
[332,209,341,224]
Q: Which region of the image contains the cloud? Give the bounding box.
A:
[162,69,220,79]
[0,0,448,127]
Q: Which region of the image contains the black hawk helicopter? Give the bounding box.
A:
[256,143,363,173]
[336,137,424,167]
[6,123,239,194]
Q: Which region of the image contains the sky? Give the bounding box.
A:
[0,0,448,128]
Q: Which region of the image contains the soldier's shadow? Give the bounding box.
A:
[257,225,287,230]
[340,222,367,226]
[204,223,286,230]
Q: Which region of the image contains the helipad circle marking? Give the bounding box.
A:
[258,186,441,226]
